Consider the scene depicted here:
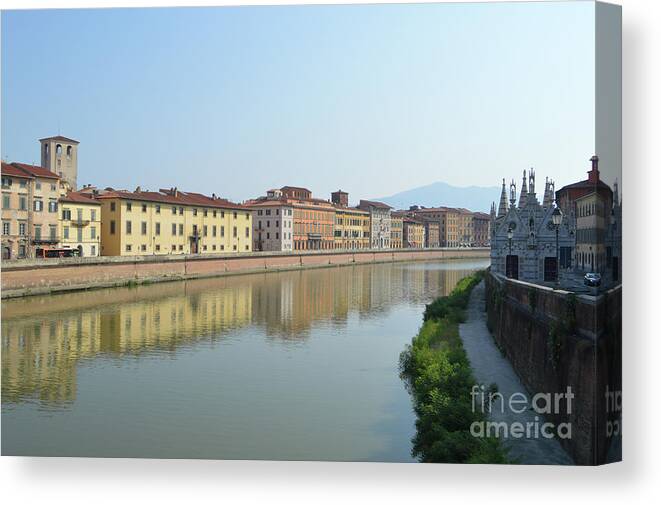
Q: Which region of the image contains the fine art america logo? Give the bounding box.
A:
[470,384,574,440]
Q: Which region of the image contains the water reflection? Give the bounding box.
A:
[2,259,486,461]
[2,261,482,407]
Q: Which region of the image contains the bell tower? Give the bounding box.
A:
[40,135,79,190]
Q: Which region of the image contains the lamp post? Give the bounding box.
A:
[551,206,563,287]
[507,228,513,278]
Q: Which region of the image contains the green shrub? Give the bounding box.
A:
[400,270,507,464]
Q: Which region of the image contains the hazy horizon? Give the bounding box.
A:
[2,2,598,203]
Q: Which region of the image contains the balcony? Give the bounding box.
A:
[70,219,91,227]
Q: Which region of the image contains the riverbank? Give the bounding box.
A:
[460,281,573,464]
[0,247,489,299]
[399,270,508,463]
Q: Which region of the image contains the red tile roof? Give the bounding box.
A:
[96,188,247,210]
[2,162,33,178]
[358,199,392,210]
[11,162,60,180]
[39,135,79,144]
[60,191,102,205]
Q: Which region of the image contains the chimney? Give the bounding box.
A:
[135,186,141,193]
[588,155,600,183]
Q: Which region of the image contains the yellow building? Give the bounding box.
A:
[390,214,403,249]
[403,217,426,248]
[59,191,102,257]
[333,206,370,249]
[96,187,252,256]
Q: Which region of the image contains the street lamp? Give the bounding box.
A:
[507,228,513,278]
[551,206,563,286]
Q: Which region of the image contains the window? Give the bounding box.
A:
[56,144,62,156]
[141,244,147,252]
[155,205,160,214]
[172,206,177,215]
[172,223,177,235]
[179,224,184,235]
[155,223,161,235]
[179,207,183,215]
[221,226,225,237]
[126,244,132,252]
[2,221,9,235]
[212,225,217,237]
[193,208,198,216]
[35,182,41,191]
[19,222,26,235]
[77,226,82,242]
[110,220,116,234]
[179,245,183,251]
[34,199,44,212]
[50,183,56,191]
[233,212,237,219]
[90,227,96,239]
[63,226,70,239]
[213,210,217,218]
[155,244,161,252]
[245,227,249,238]
[48,200,57,213]
[203,225,208,236]
[66,146,72,159]
[2,194,9,209]
[142,204,147,213]
[91,209,96,221]
[34,225,42,240]
[221,211,225,218]
[110,202,116,211]
[126,202,132,211]
[18,197,28,210]
[20,180,27,188]
[141,222,147,235]
[204,210,208,217]
[233,226,237,238]
[1,177,11,188]
[91,245,96,256]
[126,220,132,234]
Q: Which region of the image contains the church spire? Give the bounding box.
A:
[518,169,528,208]
[542,177,554,208]
[498,178,508,217]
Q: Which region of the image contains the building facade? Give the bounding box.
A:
[97,187,252,256]
[2,162,66,259]
[357,200,392,249]
[422,219,440,248]
[402,217,426,248]
[472,212,491,247]
[334,207,370,250]
[390,214,403,249]
[59,190,102,257]
[248,200,294,252]
[555,155,620,281]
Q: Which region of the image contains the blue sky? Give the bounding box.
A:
[2,2,595,203]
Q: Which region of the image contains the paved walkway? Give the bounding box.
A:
[459,281,574,465]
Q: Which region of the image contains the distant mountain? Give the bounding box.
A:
[374,181,500,213]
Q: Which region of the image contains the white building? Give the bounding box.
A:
[248,200,294,252]
[357,199,392,249]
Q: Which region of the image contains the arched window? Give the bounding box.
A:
[56,144,62,156]
[44,144,49,157]
[66,146,72,159]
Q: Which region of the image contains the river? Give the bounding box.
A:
[1,258,487,461]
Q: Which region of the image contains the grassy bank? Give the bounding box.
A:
[399,270,507,463]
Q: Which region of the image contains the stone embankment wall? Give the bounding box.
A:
[1,248,489,299]
[485,271,622,465]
